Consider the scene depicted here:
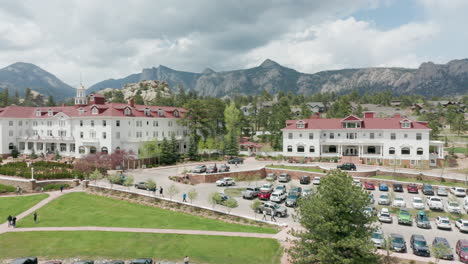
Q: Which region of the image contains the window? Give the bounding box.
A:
[8,143,14,150]
[90,147,96,154]
[35,109,41,116]
[411,160,415,165]
[309,146,315,153]
[102,120,107,127]
[136,121,142,127]
[47,121,52,127]
[70,144,75,152]
[80,132,84,139]
[401,122,411,128]
[417,147,423,155]
[60,143,67,152]
[80,120,83,127]
[297,123,305,128]
[343,122,361,128]
[136,132,143,138]
[9,130,13,137]
[91,107,98,115]
[401,147,410,155]
[124,108,132,116]
[116,132,120,139]
[91,120,94,127]
[309,133,313,139]
[168,121,173,127]
[48,109,53,116]
[404,134,408,138]
[79,146,85,154]
[37,143,43,150]
[299,133,302,138]
[390,133,396,140]
[8,121,13,126]
[346,133,357,139]
[116,120,120,127]
[153,121,158,127]
[102,132,107,139]
[47,130,53,136]
[79,108,85,114]
[329,133,334,139]
[58,130,66,137]
[370,133,375,139]
[144,108,151,116]
[173,110,179,117]
[287,145,293,152]
[416,133,422,140]
[288,133,293,139]
[59,121,65,127]
[367,146,376,154]
[158,110,164,117]
[18,121,22,126]
[389,147,395,155]
[389,159,395,165]
[297,145,305,152]
[33,130,38,136]
[90,131,96,138]
[33,121,38,126]
[329,146,337,153]
[101,147,108,154]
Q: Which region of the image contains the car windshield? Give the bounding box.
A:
[462,247,468,253]
[415,240,427,247]
[380,194,388,199]
[440,219,450,224]
[414,198,422,203]
[381,213,390,217]
[439,188,447,191]
[262,184,270,188]
[464,223,468,227]
[393,237,404,243]
[400,211,410,216]
[456,188,464,192]
[449,202,459,207]
[273,204,280,209]
[373,233,383,239]
[395,198,403,201]
[432,198,441,202]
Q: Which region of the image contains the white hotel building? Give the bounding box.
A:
[282,112,444,168]
[0,85,189,158]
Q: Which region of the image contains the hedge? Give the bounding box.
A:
[0,161,83,180]
[0,183,16,193]
[42,184,70,191]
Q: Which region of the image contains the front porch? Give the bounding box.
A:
[320,144,383,158]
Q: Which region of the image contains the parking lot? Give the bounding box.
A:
[98,158,468,263]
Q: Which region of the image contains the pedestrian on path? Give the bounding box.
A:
[60,186,64,192]
[262,210,267,221]
[271,209,277,222]
[7,215,12,227]
[40,187,44,193]
[182,193,187,202]
[12,216,16,228]
[184,256,190,264]
[160,186,164,197]
[33,211,38,223]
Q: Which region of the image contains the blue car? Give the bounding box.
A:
[379,183,389,191]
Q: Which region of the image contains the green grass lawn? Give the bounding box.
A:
[19,192,277,234]
[266,165,325,173]
[452,147,467,154]
[0,194,48,221]
[0,231,282,264]
[370,175,467,188]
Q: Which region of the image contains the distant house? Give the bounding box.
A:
[239,137,262,153]
[390,100,401,107]
[306,102,326,113]
[291,106,302,117]
[240,104,254,116]
[427,100,458,108]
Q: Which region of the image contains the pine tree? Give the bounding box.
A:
[47,95,56,107]
[2,89,9,106]
[169,133,179,163]
[187,134,198,160]
[159,138,173,164]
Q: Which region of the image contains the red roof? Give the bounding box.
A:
[283,115,430,130]
[0,103,186,119]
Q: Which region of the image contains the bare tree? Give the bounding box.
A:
[167,183,180,200]
[187,188,198,203]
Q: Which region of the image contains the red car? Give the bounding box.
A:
[407,184,419,193]
[456,239,468,263]
[364,182,375,190]
[258,190,272,200]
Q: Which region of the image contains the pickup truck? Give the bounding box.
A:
[255,201,287,217]
[427,196,444,211]
[242,187,260,199]
[415,211,431,229]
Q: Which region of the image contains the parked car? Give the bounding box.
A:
[104,261,124,264]
[393,183,403,192]
[206,166,218,173]
[337,162,356,170]
[364,182,375,190]
[437,187,449,196]
[285,191,301,207]
[278,173,291,183]
[11,258,38,264]
[192,165,207,173]
[412,197,425,210]
[352,179,362,187]
[270,190,287,203]
[73,262,94,264]
[393,197,406,207]
[260,183,274,192]
[432,237,454,260]
[297,175,310,184]
[390,233,407,253]
[455,219,468,232]
[227,157,244,164]
[435,216,452,230]
[242,187,260,199]
[255,201,287,217]
[266,173,277,181]
[290,186,302,193]
[456,239,468,263]
[274,185,287,193]
[398,209,412,225]
[134,182,156,191]
[378,208,392,223]
[302,188,313,197]
[218,164,230,172]
[369,193,374,204]
[427,196,444,211]
[371,230,385,248]
[129,259,153,264]
[451,187,467,197]
[364,206,377,217]
[312,176,321,185]
[407,184,419,193]
[422,183,434,195]
[215,177,236,186]
[447,201,462,214]
[410,234,430,257]
[258,190,272,200]
[379,183,389,191]
[378,193,391,205]
[415,211,431,229]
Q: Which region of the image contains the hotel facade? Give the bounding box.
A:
[282,112,444,168]
[0,86,189,158]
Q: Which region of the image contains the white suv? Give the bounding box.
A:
[270,191,287,203]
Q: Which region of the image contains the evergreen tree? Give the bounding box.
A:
[11,145,19,158]
[13,90,20,105]
[134,93,144,105]
[169,133,180,162]
[2,88,9,106]
[187,134,199,160]
[224,132,239,156]
[47,95,56,107]
[159,138,173,164]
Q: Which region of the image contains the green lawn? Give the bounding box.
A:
[0,194,48,221]
[452,147,467,154]
[266,165,325,174]
[0,231,282,264]
[370,175,467,188]
[19,192,277,234]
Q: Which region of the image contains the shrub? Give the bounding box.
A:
[0,183,16,193]
[224,198,238,208]
[42,184,70,191]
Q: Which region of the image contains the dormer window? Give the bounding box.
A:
[124,107,132,116]
[78,107,85,115]
[341,115,362,128]
[47,109,53,116]
[400,119,411,128]
[35,109,41,117]
[296,120,305,129]
[91,107,98,115]
[158,109,164,117]
[173,110,179,117]
[144,108,151,116]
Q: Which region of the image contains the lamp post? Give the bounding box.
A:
[31,167,34,180]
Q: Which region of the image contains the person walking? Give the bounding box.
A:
[33,211,38,223]
[271,209,277,222]
[60,186,64,192]
[184,255,190,264]
[262,210,267,221]
[7,215,12,227]
[12,216,17,228]
[182,193,187,202]
[159,186,164,197]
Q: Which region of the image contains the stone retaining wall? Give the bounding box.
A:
[188,169,267,184]
[0,175,80,192]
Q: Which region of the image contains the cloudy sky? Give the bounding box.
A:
[0,0,467,86]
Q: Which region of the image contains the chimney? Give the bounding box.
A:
[364,111,375,118]
[129,99,135,108]
[393,113,401,118]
